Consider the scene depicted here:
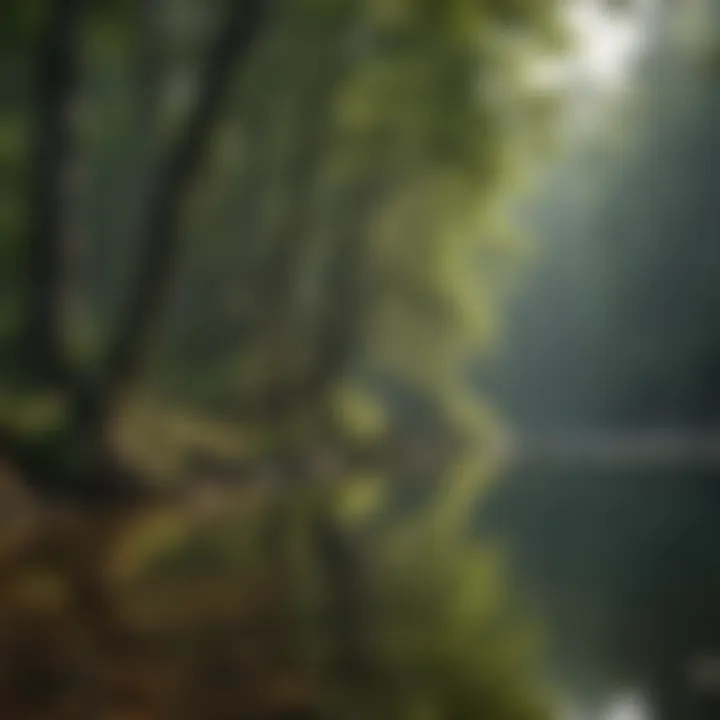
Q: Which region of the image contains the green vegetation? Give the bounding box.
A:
[0,1,566,717]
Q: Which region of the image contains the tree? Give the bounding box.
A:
[0,0,562,717]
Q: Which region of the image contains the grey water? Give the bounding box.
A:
[482,8,720,718]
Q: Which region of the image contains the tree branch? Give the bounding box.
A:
[252,18,356,322]
[291,175,397,409]
[102,0,267,414]
[206,169,399,424]
[24,0,85,382]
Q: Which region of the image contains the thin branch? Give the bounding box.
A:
[311,504,372,686]
[253,21,356,322]
[24,0,85,382]
[219,183,381,422]
[102,0,267,412]
[208,167,400,424]
[137,0,163,134]
[295,175,397,404]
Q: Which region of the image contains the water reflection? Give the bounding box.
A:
[603,691,652,720]
[563,690,653,720]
